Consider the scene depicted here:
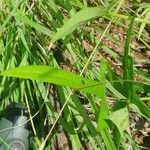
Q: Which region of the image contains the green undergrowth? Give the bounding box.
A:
[0,0,150,149]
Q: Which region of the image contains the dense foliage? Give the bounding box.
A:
[0,0,150,149]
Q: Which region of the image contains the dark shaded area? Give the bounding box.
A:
[141,135,150,149]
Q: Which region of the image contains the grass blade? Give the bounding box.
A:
[51,7,107,43]
[97,59,109,130]
[96,59,116,150]
[123,17,150,118]
[123,17,134,99]
[15,12,52,37]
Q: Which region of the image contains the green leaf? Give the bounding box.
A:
[0,1,21,35]
[106,107,129,138]
[124,17,135,56]
[123,17,135,99]
[15,12,52,37]
[97,59,116,150]
[51,7,106,43]
[122,16,150,119]
[57,86,82,149]
[0,65,101,97]
[97,59,109,130]
[122,55,134,99]
[138,12,150,39]
[72,94,104,149]
[131,93,150,119]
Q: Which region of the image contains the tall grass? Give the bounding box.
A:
[0,0,150,149]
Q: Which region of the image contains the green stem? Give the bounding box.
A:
[111,12,150,24]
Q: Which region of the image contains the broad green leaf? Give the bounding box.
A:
[0,65,101,97]
[106,107,129,137]
[51,7,106,43]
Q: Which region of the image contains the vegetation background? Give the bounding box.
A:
[0,0,150,149]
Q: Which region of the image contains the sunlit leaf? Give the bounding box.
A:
[106,107,129,137]
[51,7,106,43]
[0,65,102,97]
